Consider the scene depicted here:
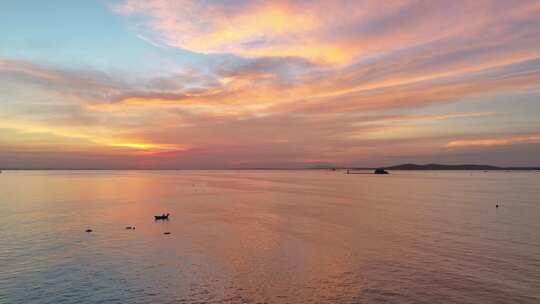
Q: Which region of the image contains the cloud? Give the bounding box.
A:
[3,1,540,167]
[2,51,540,167]
[0,58,128,103]
[447,136,540,148]
[114,0,540,64]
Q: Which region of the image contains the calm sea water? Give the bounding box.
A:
[1,170,540,303]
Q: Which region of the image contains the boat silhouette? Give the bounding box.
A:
[154,213,170,220]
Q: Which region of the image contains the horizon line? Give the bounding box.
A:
[2,164,540,171]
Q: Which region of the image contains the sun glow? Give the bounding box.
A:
[0,121,187,154]
[107,142,189,153]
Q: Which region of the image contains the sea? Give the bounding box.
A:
[1,170,539,303]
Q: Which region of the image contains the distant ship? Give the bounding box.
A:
[374,168,389,174]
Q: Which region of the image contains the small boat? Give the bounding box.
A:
[85,229,93,233]
[154,213,170,220]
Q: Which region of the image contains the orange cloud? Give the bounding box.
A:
[115,0,540,65]
[116,1,349,63]
[447,136,540,148]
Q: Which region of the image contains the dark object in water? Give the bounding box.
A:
[496,204,499,208]
[154,213,170,220]
[164,232,171,235]
[374,168,389,174]
[126,226,135,230]
[85,229,93,233]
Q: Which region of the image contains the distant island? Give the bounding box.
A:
[315,163,540,171]
[382,163,540,170]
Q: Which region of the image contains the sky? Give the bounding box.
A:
[1,0,540,169]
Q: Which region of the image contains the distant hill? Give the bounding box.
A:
[382,163,540,170]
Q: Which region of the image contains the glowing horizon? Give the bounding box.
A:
[1,1,540,168]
